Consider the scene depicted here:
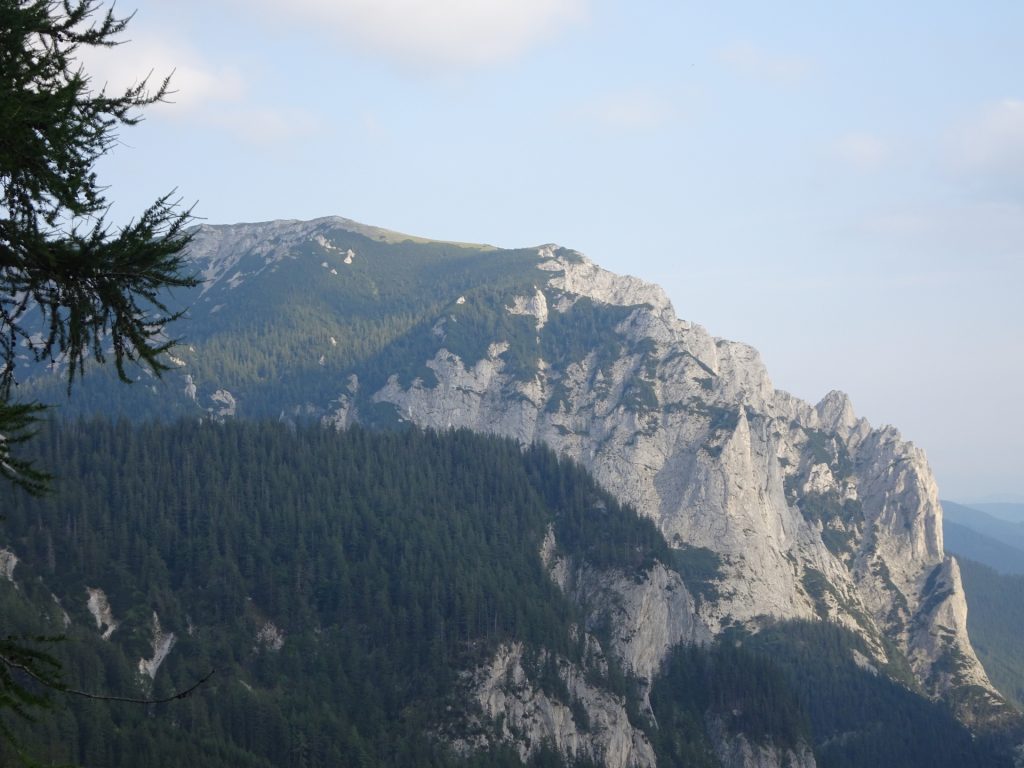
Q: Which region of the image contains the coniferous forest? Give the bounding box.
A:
[958,559,1024,710]
[0,420,1013,767]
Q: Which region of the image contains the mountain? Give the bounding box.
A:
[942,501,1024,555]
[942,520,1024,576]
[966,503,1024,525]
[14,216,1024,762]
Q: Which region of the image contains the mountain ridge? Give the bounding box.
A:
[17,215,1023,761]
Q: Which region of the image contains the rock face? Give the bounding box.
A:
[706,717,817,768]
[458,642,657,768]
[86,587,118,640]
[365,246,1003,718]
[0,547,18,583]
[541,526,709,689]
[137,611,176,681]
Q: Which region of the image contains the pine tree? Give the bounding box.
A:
[1,1,197,755]
[0,0,197,493]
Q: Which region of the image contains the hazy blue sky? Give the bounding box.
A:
[86,1,1022,500]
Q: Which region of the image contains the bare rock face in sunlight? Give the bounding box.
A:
[365,244,1007,724]
[456,641,658,768]
[539,525,709,688]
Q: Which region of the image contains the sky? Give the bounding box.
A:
[83,1,1022,501]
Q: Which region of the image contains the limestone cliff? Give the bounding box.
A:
[706,716,817,768]
[455,642,657,768]
[363,246,1005,719]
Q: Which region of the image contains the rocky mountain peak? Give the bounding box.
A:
[537,246,677,319]
[815,390,859,434]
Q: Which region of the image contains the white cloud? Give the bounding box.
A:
[76,29,323,144]
[953,99,1024,174]
[244,0,587,69]
[718,42,810,83]
[833,133,890,170]
[78,37,245,112]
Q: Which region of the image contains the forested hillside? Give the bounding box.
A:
[16,224,554,423]
[0,420,657,766]
[0,421,1013,767]
[958,559,1024,710]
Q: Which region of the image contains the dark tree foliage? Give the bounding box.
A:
[0,0,197,493]
[649,641,808,767]
[648,620,1018,768]
[0,419,674,766]
[741,620,1009,768]
[1,1,196,759]
[957,557,1024,709]
[2,419,1019,767]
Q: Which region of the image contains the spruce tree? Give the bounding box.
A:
[0,0,197,493]
[1,1,196,754]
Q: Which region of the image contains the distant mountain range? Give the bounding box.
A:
[942,501,1024,573]
[966,503,1024,524]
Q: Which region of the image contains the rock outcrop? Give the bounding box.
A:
[457,642,657,768]
[541,526,708,689]
[0,547,18,583]
[137,611,176,681]
[706,716,817,768]
[86,586,118,640]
